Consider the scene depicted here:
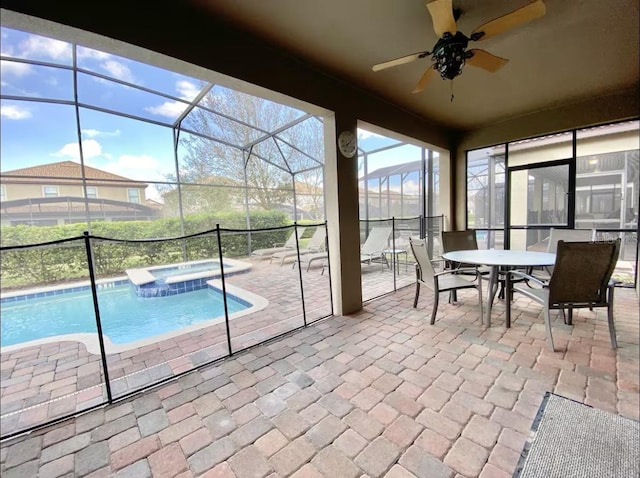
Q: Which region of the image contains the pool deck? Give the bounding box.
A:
[0,260,638,477]
[0,257,344,436]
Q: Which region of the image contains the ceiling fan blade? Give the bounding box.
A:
[466,49,509,72]
[372,51,429,72]
[426,0,457,38]
[471,0,546,42]
[412,66,438,94]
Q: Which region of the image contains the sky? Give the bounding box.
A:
[0,26,435,202]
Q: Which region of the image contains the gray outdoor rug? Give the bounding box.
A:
[514,392,640,478]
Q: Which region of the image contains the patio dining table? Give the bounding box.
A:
[442,249,556,327]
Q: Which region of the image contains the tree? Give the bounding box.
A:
[175,86,324,215]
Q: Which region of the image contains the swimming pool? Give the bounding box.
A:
[0,283,249,348]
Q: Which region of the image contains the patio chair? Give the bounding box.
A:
[506,239,621,352]
[410,237,483,325]
[530,228,596,281]
[250,227,306,260]
[440,230,491,300]
[271,226,326,265]
[360,226,393,269]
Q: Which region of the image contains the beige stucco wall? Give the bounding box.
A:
[1,182,145,203]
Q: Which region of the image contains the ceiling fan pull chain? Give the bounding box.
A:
[450,81,455,102]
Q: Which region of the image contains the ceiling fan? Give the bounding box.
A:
[372,0,547,94]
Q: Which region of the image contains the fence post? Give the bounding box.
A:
[83,231,113,403]
[392,217,397,291]
[293,222,308,327]
[216,225,233,356]
[324,221,334,316]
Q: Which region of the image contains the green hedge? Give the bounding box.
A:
[0,211,305,289]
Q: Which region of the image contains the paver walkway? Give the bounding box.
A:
[1,285,638,478]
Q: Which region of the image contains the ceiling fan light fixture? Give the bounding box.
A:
[432,31,469,80]
[371,0,546,94]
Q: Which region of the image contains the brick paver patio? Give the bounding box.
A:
[0,257,412,437]
[0,271,638,477]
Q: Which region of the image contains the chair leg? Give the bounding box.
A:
[607,287,617,349]
[543,301,555,352]
[505,273,511,328]
[477,278,484,327]
[449,290,457,303]
[566,307,573,326]
[413,282,420,308]
[430,291,439,325]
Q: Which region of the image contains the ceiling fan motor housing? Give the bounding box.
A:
[433,31,470,80]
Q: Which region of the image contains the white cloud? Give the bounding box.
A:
[358,129,384,140]
[81,128,121,138]
[52,139,103,160]
[76,46,112,61]
[101,60,135,82]
[176,80,200,100]
[1,104,32,120]
[145,80,201,118]
[21,35,71,61]
[393,179,420,195]
[0,59,33,77]
[89,154,165,185]
[145,101,188,118]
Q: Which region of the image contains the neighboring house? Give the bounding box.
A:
[0,161,160,226]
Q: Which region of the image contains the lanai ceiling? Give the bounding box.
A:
[193,0,639,131]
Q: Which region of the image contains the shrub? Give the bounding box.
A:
[0,210,296,289]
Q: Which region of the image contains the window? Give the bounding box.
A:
[0,185,5,201]
[85,186,98,199]
[127,188,140,204]
[43,186,59,197]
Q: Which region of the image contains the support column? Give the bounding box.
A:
[324,114,362,315]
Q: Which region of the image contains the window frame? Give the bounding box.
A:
[42,185,59,198]
[85,186,98,199]
[127,188,141,204]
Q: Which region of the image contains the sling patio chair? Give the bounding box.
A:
[409,237,483,325]
[440,230,491,300]
[506,239,621,352]
[271,226,326,265]
[250,227,306,260]
[529,227,596,282]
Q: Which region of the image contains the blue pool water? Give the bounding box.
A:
[0,284,248,347]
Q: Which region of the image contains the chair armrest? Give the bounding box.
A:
[434,268,481,279]
[506,270,548,288]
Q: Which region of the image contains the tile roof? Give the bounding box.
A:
[1,161,148,187]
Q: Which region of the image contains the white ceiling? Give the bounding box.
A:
[193,0,639,131]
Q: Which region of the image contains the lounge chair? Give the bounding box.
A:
[271,226,326,265]
[250,227,306,260]
[318,225,393,275]
[360,226,393,269]
[298,251,329,272]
